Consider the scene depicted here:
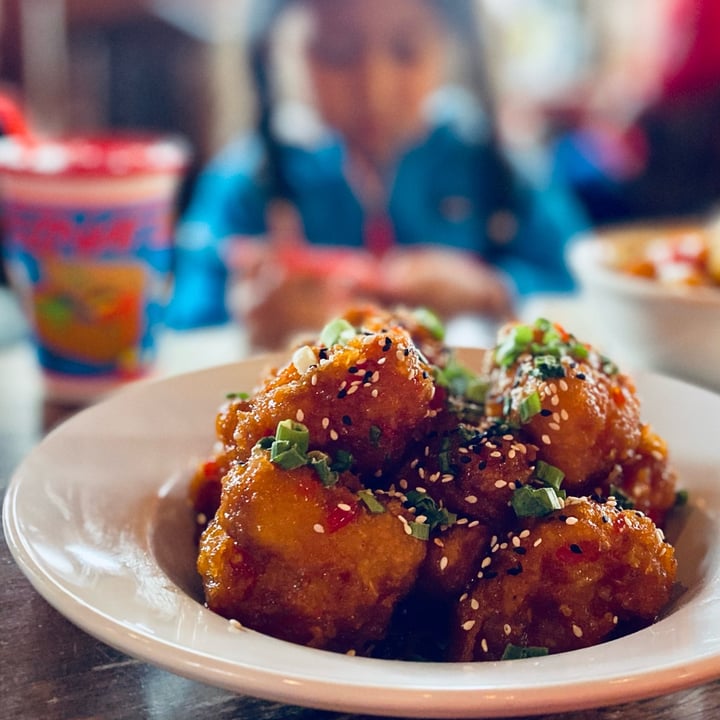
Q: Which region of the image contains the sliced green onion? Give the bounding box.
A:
[511,485,562,518]
[609,484,635,510]
[404,490,456,530]
[495,324,533,367]
[331,448,354,473]
[408,521,430,541]
[270,444,308,470]
[275,419,309,455]
[226,391,249,400]
[320,317,356,347]
[531,355,565,380]
[518,391,542,423]
[305,451,337,486]
[534,460,565,491]
[256,436,275,450]
[358,489,385,514]
[501,643,549,660]
[412,307,445,341]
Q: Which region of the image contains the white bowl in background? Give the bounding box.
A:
[567,224,720,393]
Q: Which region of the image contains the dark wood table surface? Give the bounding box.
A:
[2,324,720,720]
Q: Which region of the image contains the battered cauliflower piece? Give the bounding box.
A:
[198,449,427,654]
[484,318,642,488]
[449,497,677,661]
[215,322,436,480]
[395,418,539,528]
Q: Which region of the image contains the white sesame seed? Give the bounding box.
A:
[228,618,243,631]
[512,535,521,547]
[295,408,305,422]
[490,451,502,458]
[533,538,543,547]
[346,384,359,395]
[519,529,530,538]
[471,598,480,611]
[551,395,560,406]
[565,516,579,525]
[503,624,512,636]
[311,374,318,386]
[330,429,339,441]
[371,389,379,398]
[494,479,508,489]
[322,417,330,429]
[541,434,552,445]
[337,503,351,511]
[572,624,583,638]
[560,409,569,420]
[481,557,492,568]
[465,495,479,504]
[481,638,489,653]
[462,620,476,632]
[377,357,386,365]
[313,524,325,534]
[549,422,561,431]
[439,556,449,571]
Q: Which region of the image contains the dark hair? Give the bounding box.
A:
[248,0,513,213]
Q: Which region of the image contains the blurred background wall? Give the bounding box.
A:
[0,0,675,170]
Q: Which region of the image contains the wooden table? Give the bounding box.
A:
[2,327,720,720]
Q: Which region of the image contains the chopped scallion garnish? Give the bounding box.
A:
[408,521,430,540]
[501,643,549,660]
[518,391,542,423]
[358,489,385,514]
[275,419,309,455]
[412,307,445,340]
[320,317,356,347]
[534,460,565,491]
[511,485,562,518]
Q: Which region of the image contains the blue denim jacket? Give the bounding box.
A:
[167,120,587,329]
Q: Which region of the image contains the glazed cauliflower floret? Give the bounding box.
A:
[198,449,427,654]
[449,497,677,661]
[484,319,642,489]
[216,322,436,481]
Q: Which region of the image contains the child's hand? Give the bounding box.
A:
[229,244,380,351]
[375,246,516,321]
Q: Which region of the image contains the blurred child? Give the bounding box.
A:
[168,0,587,349]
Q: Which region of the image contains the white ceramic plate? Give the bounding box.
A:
[4,352,720,718]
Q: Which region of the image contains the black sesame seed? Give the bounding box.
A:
[540,409,552,417]
[342,415,352,426]
[570,544,582,554]
[337,389,348,399]
[576,372,586,380]
[513,546,527,555]
[382,337,393,351]
[348,366,359,374]
[319,348,329,360]
[460,456,471,464]
[484,571,498,580]
[507,564,523,576]
[478,460,487,470]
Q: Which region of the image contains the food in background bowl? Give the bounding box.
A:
[568,224,720,392]
[190,306,681,662]
[605,225,720,287]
